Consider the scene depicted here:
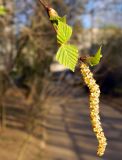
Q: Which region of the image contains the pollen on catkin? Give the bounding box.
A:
[80,62,107,156]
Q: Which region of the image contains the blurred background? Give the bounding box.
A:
[0,0,122,160]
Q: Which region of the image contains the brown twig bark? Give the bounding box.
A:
[38,0,48,9]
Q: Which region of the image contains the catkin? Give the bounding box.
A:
[80,62,107,156]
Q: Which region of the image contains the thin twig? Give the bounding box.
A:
[38,0,48,10]
[38,0,57,33]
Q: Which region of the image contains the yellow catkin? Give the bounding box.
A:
[80,62,107,156]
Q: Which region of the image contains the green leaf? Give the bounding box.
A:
[60,16,67,23]
[56,44,78,71]
[0,5,6,15]
[57,21,72,44]
[49,16,67,32]
[87,46,102,66]
[50,15,66,23]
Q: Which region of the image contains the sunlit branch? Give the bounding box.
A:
[38,0,48,10]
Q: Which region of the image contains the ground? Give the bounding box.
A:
[43,97,122,160]
[0,86,122,160]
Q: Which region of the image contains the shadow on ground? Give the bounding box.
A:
[0,84,122,160]
[44,97,122,160]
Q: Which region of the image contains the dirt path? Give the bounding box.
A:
[0,88,121,160]
[43,97,122,160]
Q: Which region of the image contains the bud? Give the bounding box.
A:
[48,8,59,17]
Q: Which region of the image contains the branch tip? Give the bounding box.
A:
[38,0,48,9]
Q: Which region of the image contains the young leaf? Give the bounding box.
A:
[57,21,72,44]
[56,44,78,71]
[59,16,67,23]
[50,15,66,23]
[87,46,102,66]
[0,5,6,16]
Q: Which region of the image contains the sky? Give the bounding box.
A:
[15,0,35,33]
[81,0,122,28]
[15,0,122,30]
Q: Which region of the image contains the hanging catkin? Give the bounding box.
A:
[80,62,107,156]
